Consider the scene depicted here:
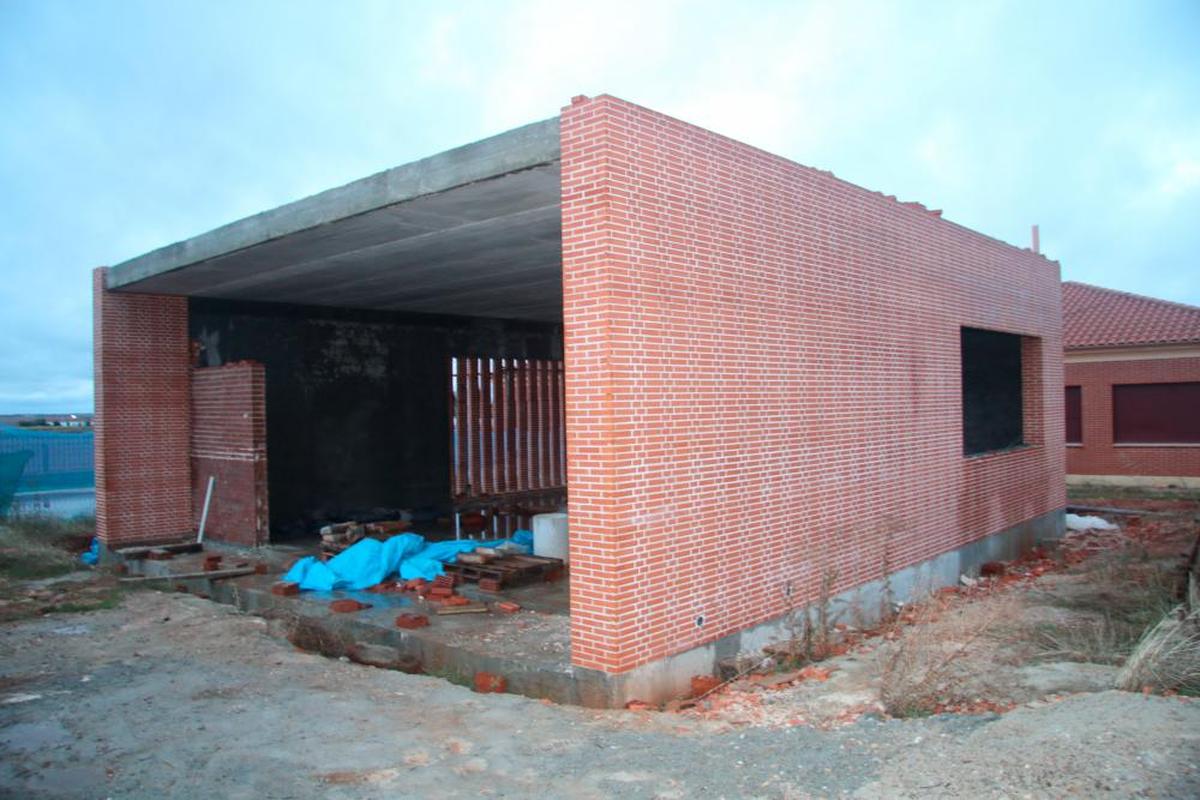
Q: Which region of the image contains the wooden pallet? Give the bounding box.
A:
[443,553,564,589]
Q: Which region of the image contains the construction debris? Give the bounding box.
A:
[1065,513,1120,532]
[329,599,372,613]
[473,672,507,693]
[1066,504,1171,517]
[690,675,721,697]
[319,518,412,557]
[286,532,535,591]
[394,613,430,629]
[436,603,489,615]
[443,553,563,590]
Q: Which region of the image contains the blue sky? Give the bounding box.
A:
[1,0,1197,413]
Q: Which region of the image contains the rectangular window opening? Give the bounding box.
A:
[961,327,1025,455]
[1112,382,1200,444]
[1065,385,1082,444]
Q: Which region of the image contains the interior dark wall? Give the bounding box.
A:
[961,327,1024,455]
[189,298,562,538]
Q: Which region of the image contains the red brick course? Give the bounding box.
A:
[560,95,1064,674]
[191,363,269,545]
[1065,356,1200,477]
[93,268,193,547]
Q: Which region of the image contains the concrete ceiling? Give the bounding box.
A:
[109,118,564,323]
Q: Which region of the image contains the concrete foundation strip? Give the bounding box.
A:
[115,542,202,558]
[120,567,257,583]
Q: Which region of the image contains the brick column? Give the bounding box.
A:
[93,268,192,547]
[561,96,640,673]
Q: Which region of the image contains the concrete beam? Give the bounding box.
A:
[108,117,562,290]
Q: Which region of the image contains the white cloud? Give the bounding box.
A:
[1155,156,1200,200]
[915,116,972,191]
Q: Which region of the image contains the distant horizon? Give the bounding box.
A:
[0,412,93,417]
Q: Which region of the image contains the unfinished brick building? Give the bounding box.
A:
[1063,281,1200,488]
[94,95,1065,700]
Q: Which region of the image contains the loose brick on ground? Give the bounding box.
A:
[329,599,371,613]
[473,672,507,694]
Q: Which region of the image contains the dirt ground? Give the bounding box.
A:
[682,498,1200,729]
[1,497,1199,798]
[0,591,1196,799]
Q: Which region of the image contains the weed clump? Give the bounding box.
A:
[0,515,94,580]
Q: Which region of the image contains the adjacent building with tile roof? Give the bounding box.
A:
[1063,282,1200,486]
[1064,281,1200,350]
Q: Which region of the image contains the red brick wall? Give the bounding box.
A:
[93,268,193,547]
[1065,355,1200,477]
[560,95,1065,674]
[191,363,269,546]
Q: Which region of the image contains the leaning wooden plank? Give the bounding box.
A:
[120,567,256,582]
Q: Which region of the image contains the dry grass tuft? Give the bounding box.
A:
[0,515,93,580]
[1117,606,1200,695]
[877,591,1013,717]
[1028,542,1180,667]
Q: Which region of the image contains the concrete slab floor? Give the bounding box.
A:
[118,547,579,702]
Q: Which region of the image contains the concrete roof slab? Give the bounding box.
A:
[109,117,564,322]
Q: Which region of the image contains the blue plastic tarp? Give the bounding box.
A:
[79,537,99,566]
[283,530,533,591]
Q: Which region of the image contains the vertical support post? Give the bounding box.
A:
[479,358,494,495]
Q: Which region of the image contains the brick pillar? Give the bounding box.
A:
[561,96,642,673]
[191,363,269,546]
[93,268,192,547]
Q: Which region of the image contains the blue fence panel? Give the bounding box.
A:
[0,425,95,494]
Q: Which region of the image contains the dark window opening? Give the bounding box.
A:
[1065,386,1082,444]
[1112,382,1200,444]
[961,327,1024,455]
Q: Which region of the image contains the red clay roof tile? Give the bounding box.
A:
[1063,281,1200,350]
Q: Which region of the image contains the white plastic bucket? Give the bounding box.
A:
[532,512,569,563]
